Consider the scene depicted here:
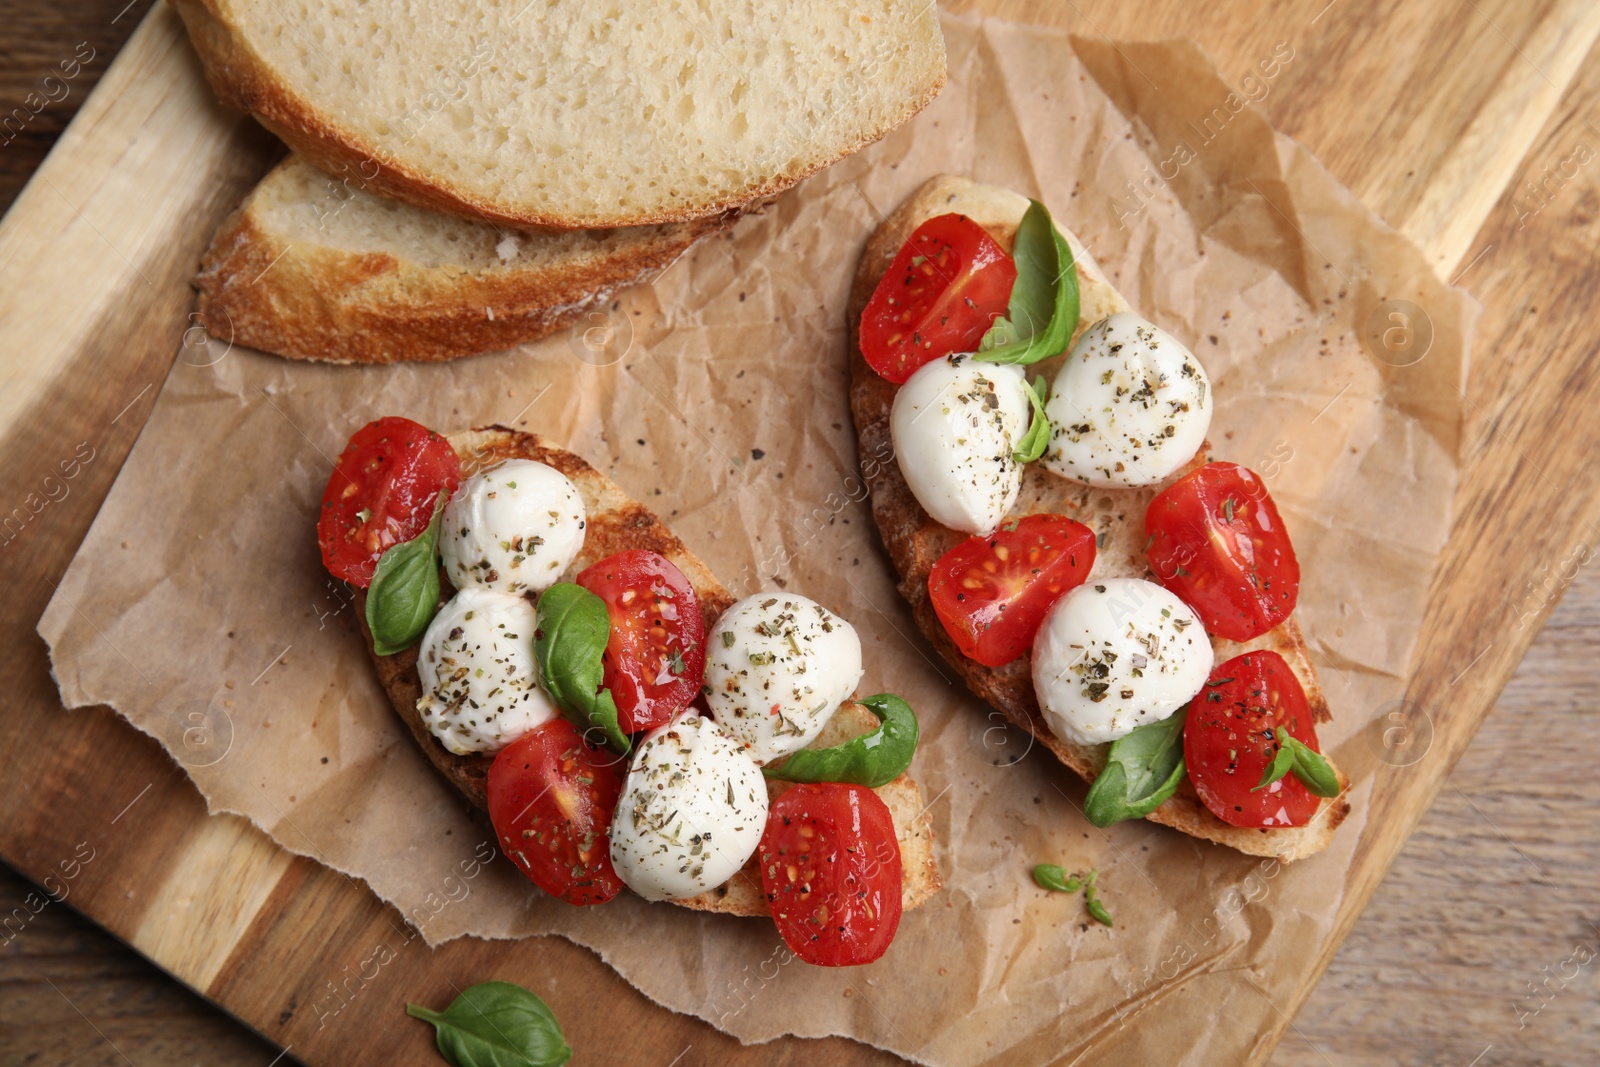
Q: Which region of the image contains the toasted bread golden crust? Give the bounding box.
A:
[355,427,940,915]
[847,177,1349,862]
[193,159,739,364]
[171,0,947,230]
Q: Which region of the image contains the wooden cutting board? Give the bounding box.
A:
[4,2,1600,1064]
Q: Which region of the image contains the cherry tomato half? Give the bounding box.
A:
[759,783,903,966]
[576,550,706,734]
[487,719,624,906]
[928,514,1098,667]
[317,416,462,587]
[1184,652,1323,828]
[858,213,1018,384]
[1145,462,1299,641]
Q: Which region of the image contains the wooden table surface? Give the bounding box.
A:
[3,2,1598,1065]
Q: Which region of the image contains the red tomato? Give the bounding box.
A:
[575,550,705,733]
[1184,652,1323,828]
[487,719,624,906]
[759,783,903,966]
[928,515,1097,667]
[858,213,1018,383]
[317,416,462,587]
[1145,462,1300,641]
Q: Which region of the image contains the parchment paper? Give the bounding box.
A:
[40,17,1477,1067]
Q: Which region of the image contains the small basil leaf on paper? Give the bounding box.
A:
[533,583,630,755]
[1082,709,1188,827]
[1012,375,1051,464]
[763,692,920,788]
[1033,864,1112,926]
[1251,731,1297,793]
[1283,729,1342,797]
[406,980,571,1067]
[1084,869,1114,928]
[1032,863,1081,893]
[975,199,1080,366]
[367,498,446,656]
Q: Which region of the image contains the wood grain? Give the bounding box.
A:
[0,860,284,1066]
[1278,565,1600,1067]
[3,1,1600,1065]
[1273,22,1600,1063]
[0,0,157,213]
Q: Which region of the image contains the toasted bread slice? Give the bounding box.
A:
[847,177,1350,861]
[356,426,940,915]
[195,157,738,364]
[172,0,947,229]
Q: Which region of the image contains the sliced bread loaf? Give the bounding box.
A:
[195,157,736,363]
[173,0,947,228]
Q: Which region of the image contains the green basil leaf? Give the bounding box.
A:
[979,199,1058,354]
[1082,709,1188,827]
[1033,864,1112,926]
[1012,375,1051,463]
[763,693,919,788]
[1085,872,1114,928]
[975,199,1080,366]
[406,980,571,1067]
[1283,730,1342,798]
[532,583,630,755]
[367,498,446,656]
[1251,732,1296,793]
[1032,863,1081,893]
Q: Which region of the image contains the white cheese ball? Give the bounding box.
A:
[609,714,769,901]
[1041,312,1212,488]
[415,587,559,755]
[703,593,863,764]
[1032,578,1213,747]
[440,459,586,594]
[890,354,1032,535]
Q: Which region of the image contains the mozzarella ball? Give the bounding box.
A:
[702,594,863,764]
[1041,313,1212,488]
[609,714,769,900]
[890,354,1032,535]
[440,459,586,594]
[416,586,559,755]
[1032,578,1213,746]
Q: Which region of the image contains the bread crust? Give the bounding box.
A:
[847,176,1350,862]
[193,159,741,364]
[171,0,947,230]
[355,426,941,916]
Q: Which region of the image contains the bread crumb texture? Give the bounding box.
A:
[188,0,947,226]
